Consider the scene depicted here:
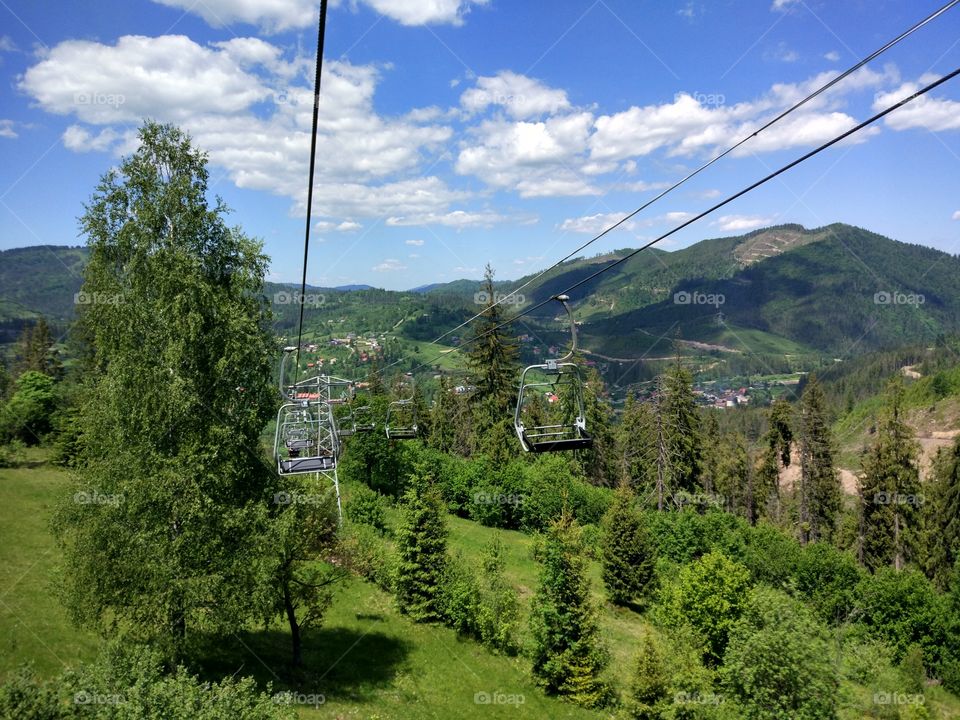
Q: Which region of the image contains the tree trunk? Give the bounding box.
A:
[284,581,302,667]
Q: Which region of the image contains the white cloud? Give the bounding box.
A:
[405,239,425,245]
[0,36,17,52]
[952,211,960,220]
[0,119,17,139]
[372,258,406,272]
[714,214,774,232]
[363,0,488,27]
[559,212,636,234]
[824,50,840,62]
[150,0,487,32]
[771,0,801,11]
[874,77,960,132]
[20,34,460,222]
[62,125,125,152]
[461,71,570,119]
[387,210,507,227]
[456,112,598,197]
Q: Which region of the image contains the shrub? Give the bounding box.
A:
[340,521,395,593]
[722,586,838,720]
[345,483,388,534]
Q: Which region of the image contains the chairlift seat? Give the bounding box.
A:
[280,456,336,474]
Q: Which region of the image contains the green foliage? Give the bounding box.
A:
[901,645,926,694]
[0,370,56,444]
[530,512,610,707]
[339,520,395,592]
[394,470,448,622]
[855,567,949,670]
[625,633,670,720]
[660,361,703,494]
[658,550,751,666]
[601,483,655,605]
[858,378,922,570]
[721,585,838,720]
[0,643,294,719]
[923,437,960,589]
[52,122,278,660]
[339,394,410,497]
[793,541,862,625]
[798,375,841,544]
[346,483,388,534]
[12,318,62,380]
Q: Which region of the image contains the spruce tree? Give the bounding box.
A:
[617,393,657,492]
[394,469,448,622]
[13,318,62,379]
[530,510,609,707]
[922,437,960,588]
[757,398,793,522]
[465,264,518,424]
[627,633,670,720]
[797,375,840,544]
[660,360,703,494]
[858,379,921,571]
[576,364,617,486]
[601,482,655,605]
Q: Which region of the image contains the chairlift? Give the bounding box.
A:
[385,373,418,440]
[274,347,341,475]
[514,295,593,452]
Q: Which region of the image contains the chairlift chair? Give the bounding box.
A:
[514,295,593,453]
[385,373,418,440]
[274,347,341,475]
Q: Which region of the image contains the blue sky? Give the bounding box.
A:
[1,0,959,290]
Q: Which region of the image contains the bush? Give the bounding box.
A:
[0,371,56,445]
[793,541,862,625]
[0,643,295,719]
[340,521,395,592]
[722,586,838,720]
[440,552,481,636]
[657,551,751,666]
[345,483,388,534]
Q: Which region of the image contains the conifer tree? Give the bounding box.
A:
[530,510,609,707]
[466,265,518,420]
[797,375,840,544]
[627,633,670,720]
[922,436,960,588]
[394,469,448,622]
[601,482,655,605]
[660,360,702,494]
[617,393,657,492]
[13,317,62,379]
[858,379,922,570]
[575,364,617,486]
[757,398,793,522]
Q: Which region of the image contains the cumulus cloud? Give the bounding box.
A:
[558,212,636,234]
[372,258,406,272]
[150,0,487,32]
[953,211,960,220]
[19,34,459,223]
[461,71,571,119]
[0,119,17,139]
[387,210,507,227]
[874,76,960,132]
[824,50,841,62]
[714,214,774,232]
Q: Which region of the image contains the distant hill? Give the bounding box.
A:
[4,224,960,373]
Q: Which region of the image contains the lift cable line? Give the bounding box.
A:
[293,0,329,382]
[403,64,960,378]
[375,0,959,371]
